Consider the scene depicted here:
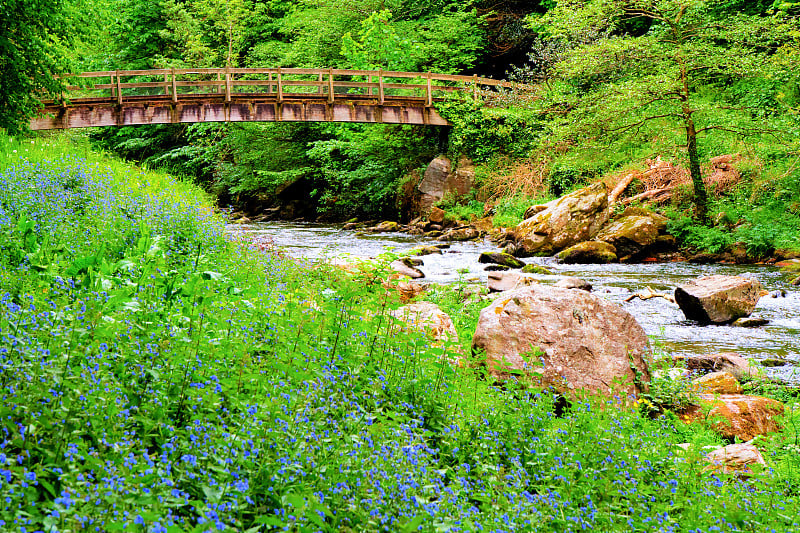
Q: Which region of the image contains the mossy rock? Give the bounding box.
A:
[521,264,553,275]
[776,259,800,273]
[478,252,525,269]
[408,246,442,256]
[556,241,617,264]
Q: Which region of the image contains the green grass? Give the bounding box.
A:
[3,133,800,532]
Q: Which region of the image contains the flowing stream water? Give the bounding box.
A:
[230,221,800,382]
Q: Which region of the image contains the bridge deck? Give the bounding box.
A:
[31,68,517,130]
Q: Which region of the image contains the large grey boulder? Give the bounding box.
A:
[472,285,651,396]
[416,156,475,214]
[514,182,610,256]
[674,275,764,324]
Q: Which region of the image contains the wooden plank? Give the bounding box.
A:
[114,81,170,89]
[328,68,334,103]
[115,69,172,77]
[171,69,177,104]
[225,68,231,103]
[332,81,381,89]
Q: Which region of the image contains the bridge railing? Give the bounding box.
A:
[49,68,516,106]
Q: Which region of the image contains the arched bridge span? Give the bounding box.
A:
[31,68,516,130]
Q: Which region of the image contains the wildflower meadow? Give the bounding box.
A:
[2,135,800,532]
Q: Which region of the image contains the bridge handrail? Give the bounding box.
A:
[44,67,520,106]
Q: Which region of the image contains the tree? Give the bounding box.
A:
[0,0,81,134]
[538,0,797,222]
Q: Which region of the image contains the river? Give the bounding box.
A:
[230,221,800,382]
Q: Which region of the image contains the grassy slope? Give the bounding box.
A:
[2,133,800,532]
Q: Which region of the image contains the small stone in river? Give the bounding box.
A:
[401,257,423,267]
[484,264,510,272]
[390,260,425,279]
[521,264,553,275]
[479,252,525,269]
[770,290,786,298]
[732,317,770,327]
[760,358,791,367]
[792,276,800,287]
[554,277,592,292]
[409,245,442,256]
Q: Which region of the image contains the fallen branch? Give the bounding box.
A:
[609,173,637,205]
[621,187,672,205]
[625,286,676,304]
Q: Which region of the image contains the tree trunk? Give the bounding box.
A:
[684,114,709,224]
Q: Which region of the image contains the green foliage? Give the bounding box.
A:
[0,0,83,134]
[667,215,733,253]
[5,136,800,531]
[436,94,544,162]
[306,124,438,219]
[341,10,417,71]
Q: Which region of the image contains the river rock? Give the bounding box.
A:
[479,252,525,269]
[438,226,481,241]
[484,265,510,272]
[704,443,767,475]
[514,182,610,256]
[692,371,742,394]
[521,264,553,275]
[391,260,425,279]
[383,276,429,303]
[400,256,423,267]
[596,214,662,260]
[472,285,651,396]
[760,358,791,367]
[682,394,783,441]
[390,302,459,344]
[777,259,800,273]
[487,271,538,293]
[674,275,764,324]
[429,206,445,224]
[554,277,592,292]
[673,352,759,380]
[732,317,769,327]
[556,241,617,264]
[374,220,400,232]
[792,276,800,287]
[410,245,442,256]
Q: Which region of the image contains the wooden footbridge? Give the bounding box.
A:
[31,68,515,130]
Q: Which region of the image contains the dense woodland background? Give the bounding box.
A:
[3,0,800,230]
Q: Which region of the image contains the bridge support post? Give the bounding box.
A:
[277,67,283,103]
[378,69,384,105]
[115,71,123,106]
[171,69,178,104]
[225,67,232,103]
[426,72,433,107]
[328,68,334,103]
